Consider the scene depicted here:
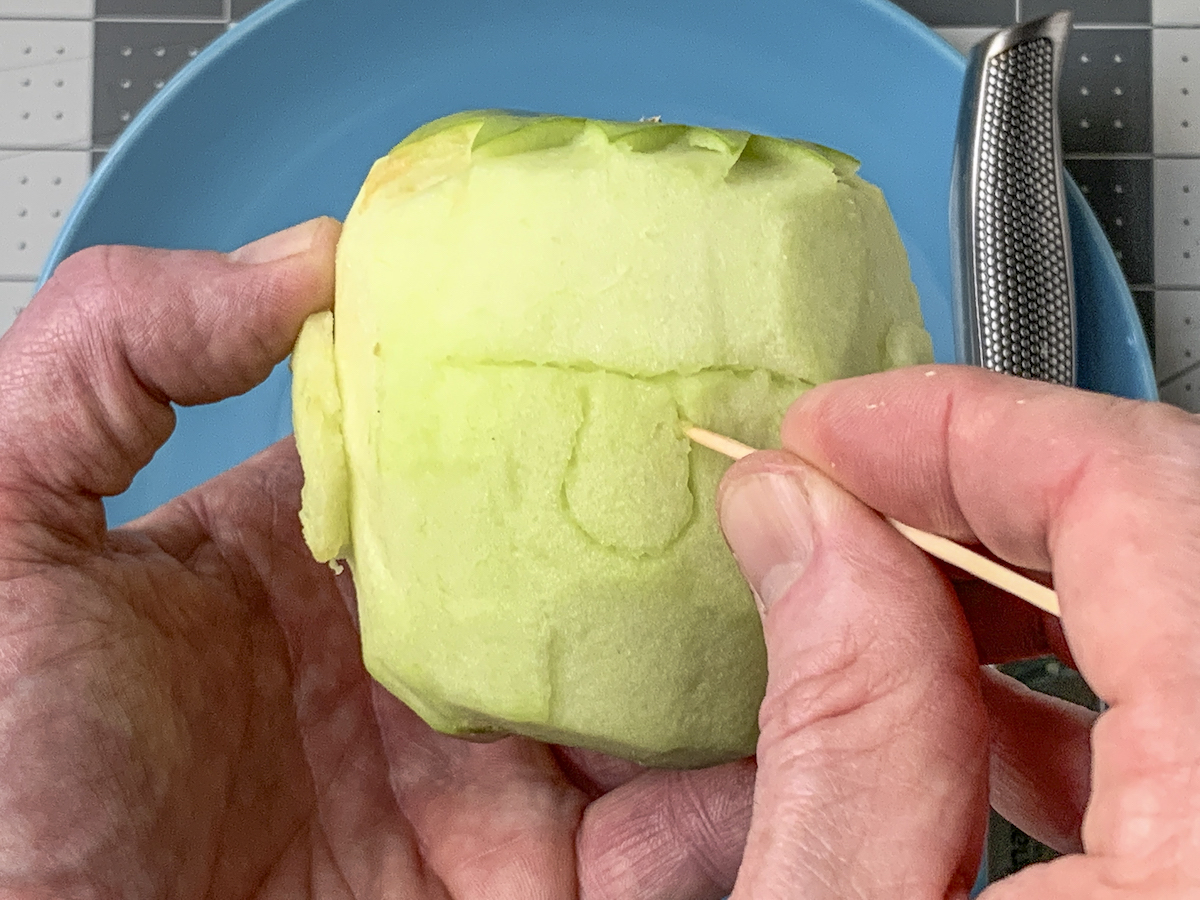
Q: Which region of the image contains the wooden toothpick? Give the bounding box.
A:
[686,426,1061,618]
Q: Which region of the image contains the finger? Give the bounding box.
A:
[370,686,587,900]
[981,667,1094,854]
[782,366,1155,566]
[718,451,988,899]
[576,759,755,900]
[0,217,340,550]
[976,855,1118,899]
[781,367,1200,701]
[782,366,1200,861]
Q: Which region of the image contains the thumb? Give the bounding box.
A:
[0,218,340,552]
[718,451,988,899]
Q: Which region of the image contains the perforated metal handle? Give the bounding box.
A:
[951,11,1076,385]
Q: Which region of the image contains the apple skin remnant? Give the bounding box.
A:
[291,111,932,768]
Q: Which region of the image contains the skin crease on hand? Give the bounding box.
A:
[0,217,1196,900]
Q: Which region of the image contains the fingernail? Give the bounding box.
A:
[719,471,815,615]
[229,219,322,265]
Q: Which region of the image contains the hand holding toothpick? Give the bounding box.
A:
[685,425,1060,617]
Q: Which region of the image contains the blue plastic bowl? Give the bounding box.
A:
[42,0,1154,524]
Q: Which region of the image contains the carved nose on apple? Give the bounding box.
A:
[563,377,693,555]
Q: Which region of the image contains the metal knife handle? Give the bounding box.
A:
[951,11,1076,385]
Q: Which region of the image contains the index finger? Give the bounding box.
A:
[781,365,1200,712]
[784,366,1200,863]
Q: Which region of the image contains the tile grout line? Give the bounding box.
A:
[93,16,227,23]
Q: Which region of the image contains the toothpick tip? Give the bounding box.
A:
[685,426,756,461]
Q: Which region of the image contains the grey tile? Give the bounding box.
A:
[1154,0,1200,25]
[1059,28,1153,153]
[1155,291,1200,410]
[231,0,271,19]
[888,0,1015,26]
[96,0,223,17]
[0,280,35,334]
[1023,0,1150,23]
[0,19,94,150]
[1155,290,1200,398]
[91,148,105,171]
[0,150,90,278]
[93,21,224,145]
[1158,366,1200,410]
[1152,27,1200,154]
[1067,157,1154,284]
[1155,159,1200,286]
[0,0,94,17]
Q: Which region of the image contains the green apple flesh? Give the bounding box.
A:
[291,111,932,768]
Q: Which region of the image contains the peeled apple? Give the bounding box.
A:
[291,111,932,768]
